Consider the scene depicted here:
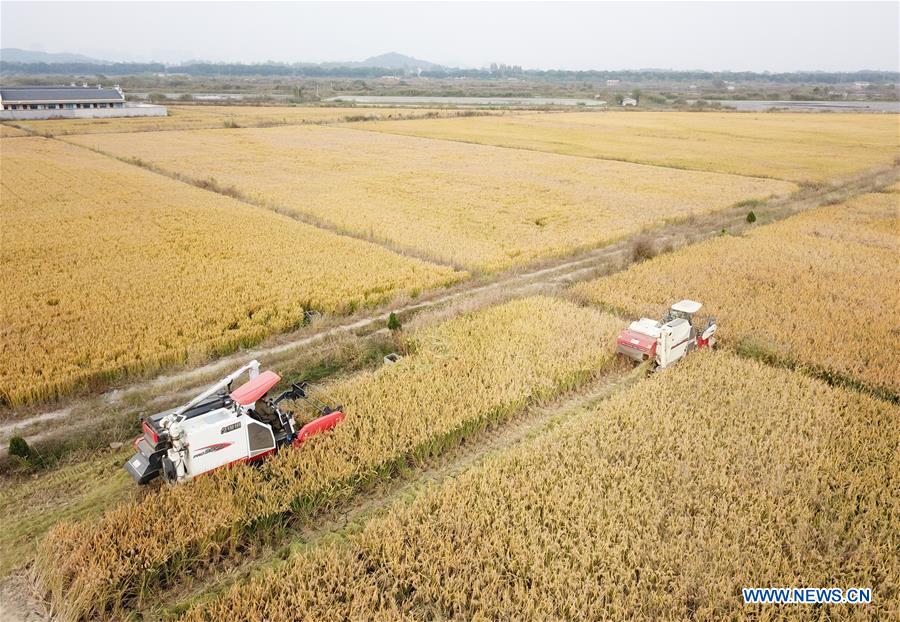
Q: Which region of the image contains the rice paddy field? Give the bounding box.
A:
[0,137,462,406]
[67,124,793,271]
[1,104,475,136]
[356,111,900,181]
[35,296,623,620]
[178,351,900,621]
[2,105,899,622]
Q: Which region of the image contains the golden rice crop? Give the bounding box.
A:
[358,111,900,181]
[180,351,900,621]
[6,105,473,136]
[35,296,623,621]
[573,191,900,397]
[67,125,793,271]
[0,138,462,406]
[180,544,415,622]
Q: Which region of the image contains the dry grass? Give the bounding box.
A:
[34,296,623,621]
[573,191,900,397]
[179,351,899,621]
[356,111,900,181]
[67,125,793,271]
[0,138,463,406]
[0,124,29,138]
[4,105,477,136]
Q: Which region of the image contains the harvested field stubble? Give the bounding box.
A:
[0,124,28,137]
[0,138,463,406]
[7,105,477,136]
[358,111,900,181]
[67,125,793,271]
[573,192,900,397]
[180,351,900,621]
[35,296,623,620]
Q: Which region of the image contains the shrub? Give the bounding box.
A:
[387,312,402,331]
[8,435,31,460]
[631,235,656,263]
[746,210,757,223]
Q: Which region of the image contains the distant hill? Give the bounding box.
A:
[0,48,442,70]
[360,52,442,70]
[1,48,105,64]
[314,52,444,72]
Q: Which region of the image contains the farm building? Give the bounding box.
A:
[0,85,166,120]
[0,85,125,110]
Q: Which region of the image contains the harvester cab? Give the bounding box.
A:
[616,299,717,370]
[125,360,344,485]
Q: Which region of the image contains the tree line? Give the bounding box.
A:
[1,61,896,84]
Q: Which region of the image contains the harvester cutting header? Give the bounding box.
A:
[125,360,344,484]
[616,299,717,369]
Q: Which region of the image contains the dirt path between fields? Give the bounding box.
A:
[2,162,896,457]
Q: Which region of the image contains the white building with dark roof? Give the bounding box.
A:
[0,84,166,120]
[0,85,126,110]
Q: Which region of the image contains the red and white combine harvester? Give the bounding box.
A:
[125,360,344,484]
[616,299,718,369]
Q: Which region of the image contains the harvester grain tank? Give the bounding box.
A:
[616,300,717,369]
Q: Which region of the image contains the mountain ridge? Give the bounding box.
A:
[0,48,442,69]
[1,48,107,64]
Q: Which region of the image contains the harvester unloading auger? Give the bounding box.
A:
[125,360,344,484]
[616,299,718,369]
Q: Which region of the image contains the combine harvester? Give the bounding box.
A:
[125,360,343,484]
[616,300,717,369]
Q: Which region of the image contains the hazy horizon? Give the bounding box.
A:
[1,1,898,72]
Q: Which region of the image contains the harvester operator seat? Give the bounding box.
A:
[252,398,280,429]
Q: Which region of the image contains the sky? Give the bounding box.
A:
[1,1,898,72]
